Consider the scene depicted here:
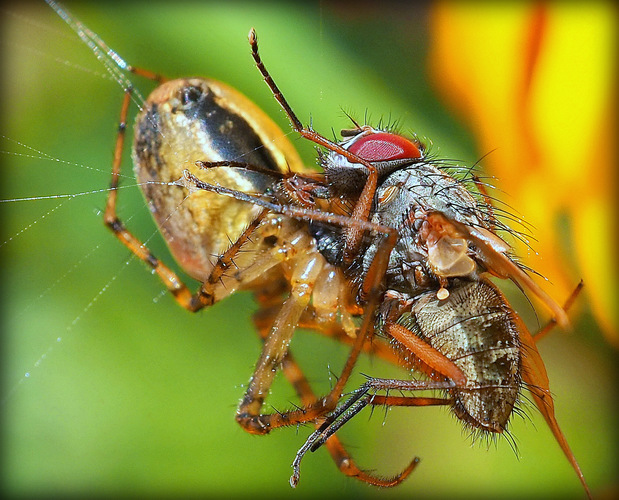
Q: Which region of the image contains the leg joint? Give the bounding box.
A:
[235,413,272,435]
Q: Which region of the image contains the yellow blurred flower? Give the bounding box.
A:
[429,2,617,342]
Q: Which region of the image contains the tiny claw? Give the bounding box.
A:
[289,473,299,488]
[290,458,302,488]
[248,27,257,45]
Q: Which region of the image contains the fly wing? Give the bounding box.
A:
[517,317,591,498]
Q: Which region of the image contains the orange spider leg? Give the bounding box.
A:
[254,303,409,369]
[533,281,584,343]
[251,305,420,487]
[235,249,326,432]
[126,65,166,84]
[299,307,406,367]
[231,217,398,435]
[103,87,268,312]
[235,260,382,432]
[249,28,379,264]
[181,165,399,437]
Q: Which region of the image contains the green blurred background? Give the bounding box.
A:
[2,2,616,498]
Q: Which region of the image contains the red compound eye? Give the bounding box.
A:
[348,132,422,161]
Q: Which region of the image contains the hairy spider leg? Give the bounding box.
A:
[181,171,411,441]
[249,28,379,264]
[251,301,420,487]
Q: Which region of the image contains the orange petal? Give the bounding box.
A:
[429,2,616,340]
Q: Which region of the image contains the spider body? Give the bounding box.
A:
[133,77,303,284]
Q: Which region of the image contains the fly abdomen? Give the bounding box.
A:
[401,279,521,433]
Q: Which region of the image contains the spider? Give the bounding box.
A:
[48,1,590,495]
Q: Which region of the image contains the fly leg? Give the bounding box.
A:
[252,303,419,487]
[288,314,469,487]
[291,377,454,487]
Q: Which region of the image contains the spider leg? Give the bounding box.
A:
[249,28,379,264]
[252,300,421,487]
[126,65,166,84]
[103,88,271,312]
[254,304,403,367]
[236,213,404,485]
[236,250,327,433]
[533,281,583,343]
[234,221,396,434]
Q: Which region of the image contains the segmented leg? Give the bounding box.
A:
[533,281,584,343]
[251,302,420,487]
[181,170,394,242]
[235,277,386,434]
[287,281,589,490]
[253,304,403,367]
[235,228,397,434]
[282,352,422,487]
[127,65,166,84]
[249,28,379,264]
[184,162,401,436]
[236,250,326,433]
[291,377,454,486]
[385,323,466,384]
[287,308,484,486]
[103,88,267,312]
[183,167,402,425]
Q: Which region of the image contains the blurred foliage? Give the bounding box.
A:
[2,1,616,498]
